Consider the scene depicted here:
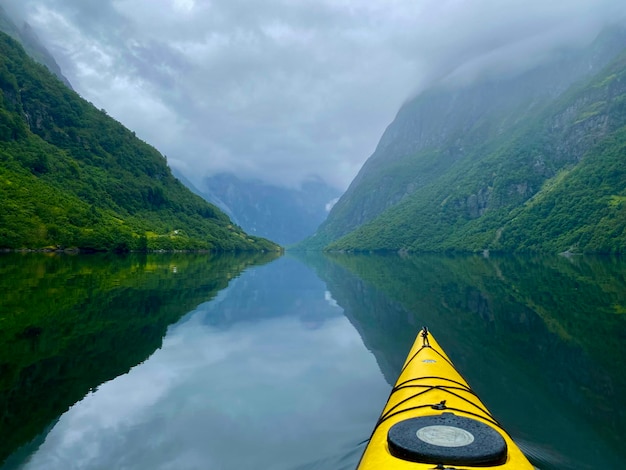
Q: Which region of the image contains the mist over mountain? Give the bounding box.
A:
[7,0,626,193]
[0,5,71,89]
[3,1,625,254]
[177,171,342,246]
[302,25,626,254]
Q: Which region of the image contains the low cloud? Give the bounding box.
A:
[5,0,626,189]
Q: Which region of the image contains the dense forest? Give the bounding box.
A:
[0,31,279,252]
[302,27,626,254]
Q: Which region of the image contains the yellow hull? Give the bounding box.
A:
[357,328,534,469]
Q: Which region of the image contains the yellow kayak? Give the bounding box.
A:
[357,327,534,469]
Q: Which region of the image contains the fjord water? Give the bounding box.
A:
[1,253,625,469]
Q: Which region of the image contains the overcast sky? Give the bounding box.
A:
[4,0,626,190]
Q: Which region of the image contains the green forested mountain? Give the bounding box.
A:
[303,27,626,254]
[0,31,279,252]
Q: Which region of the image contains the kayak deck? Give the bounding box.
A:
[357,328,534,469]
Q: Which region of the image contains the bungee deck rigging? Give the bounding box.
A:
[357,327,534,469]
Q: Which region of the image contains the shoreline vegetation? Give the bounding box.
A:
[1,246,282,254]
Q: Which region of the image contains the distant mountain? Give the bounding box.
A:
[171,168,237,221]
[0,31,279,252]
[301,26,626,254]
[0,6,72,89]
[181,172,342,246]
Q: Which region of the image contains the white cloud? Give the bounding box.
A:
[325,197,339,212]
[172,0,195,13]
[324,289,339,307]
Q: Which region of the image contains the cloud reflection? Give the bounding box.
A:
[21,303,387,469]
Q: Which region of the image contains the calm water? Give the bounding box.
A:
[1,252,625,469]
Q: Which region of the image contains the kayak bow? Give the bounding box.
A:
[357,327,534,469]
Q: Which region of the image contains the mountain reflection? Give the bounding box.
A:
[3,255,387,470]
[0,251,278,467]
[3,252,625,470]
[301,252,626,470]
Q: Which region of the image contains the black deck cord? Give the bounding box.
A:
[377,399,504,431]
[360,327,508,446]
[378,382,496,425]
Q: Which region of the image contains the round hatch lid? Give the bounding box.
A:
[387,413,507,466]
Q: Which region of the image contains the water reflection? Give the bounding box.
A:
[5,256,388,470]
[0,251,278,468]
[4,252,625,470]
[304,252,626,470]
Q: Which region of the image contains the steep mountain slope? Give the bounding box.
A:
[328,47,626,254]
[0,32,279,252]
[302,26,626,254]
